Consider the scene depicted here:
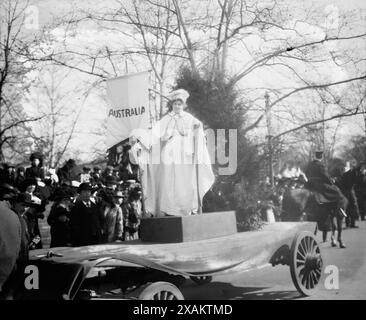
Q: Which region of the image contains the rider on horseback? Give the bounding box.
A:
[305,151,348,248]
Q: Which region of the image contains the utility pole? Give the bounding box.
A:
[265,92,274,186]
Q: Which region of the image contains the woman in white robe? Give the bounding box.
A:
[132,89,215,217]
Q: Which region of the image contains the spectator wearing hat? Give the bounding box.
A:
[18,178,47,250]
[26,152,45,180]
[97,175,119,206]
[102,190,124,243]
[15,167,26,190]
[20,193,44,250]
[70,183,103,246]
[21,178,43,207]
[91,166,102,186]
[47,190,73,247]
[79,166,92,184]
[123,187,143,241]
[105,175,118,190]
[11,193,32,249]
[0,183,19,208]
[112,168,122,184]
[2,164,16,186]
[101,166,114,185]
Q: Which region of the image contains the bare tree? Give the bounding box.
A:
[0,0,46,161]
[23,65,93,168]
[27,0,366,143]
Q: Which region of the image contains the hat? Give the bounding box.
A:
[53,189,72,202]
[15,193,42,207]
[105,175,118,185]
[67,159,76,164]
[93,166,101,171]
[126,179,136,184]
[0,183,19,199]
[17,166,25,172]
[106,165,114,171]
[168,89,190,104]
[83,166,91,171]
[30,152,43,162]
[78,182,93,192]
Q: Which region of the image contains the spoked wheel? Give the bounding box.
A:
[290,232,323,296]
[190,276,212,285]
[138,282,184,300]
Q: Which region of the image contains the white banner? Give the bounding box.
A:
[106,71,150,149]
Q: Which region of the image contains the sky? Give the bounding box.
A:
[17,0,366,164]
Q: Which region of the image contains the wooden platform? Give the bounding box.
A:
[140,211,238,243]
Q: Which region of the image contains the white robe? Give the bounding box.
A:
[132,111,215,216]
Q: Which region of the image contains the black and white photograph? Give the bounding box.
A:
[0,0,365,308]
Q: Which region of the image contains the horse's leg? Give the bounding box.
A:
[337,195,348,248]
[330,216,337,247]
[337,216,346,248]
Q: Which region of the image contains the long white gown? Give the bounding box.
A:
[132,111,215,216]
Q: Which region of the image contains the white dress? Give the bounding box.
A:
[132,111,215,216]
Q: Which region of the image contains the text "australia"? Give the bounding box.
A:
[108,106,146,118]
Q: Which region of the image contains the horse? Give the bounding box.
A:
[279,179,346,248]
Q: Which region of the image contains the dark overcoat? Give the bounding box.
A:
[48,204,72,247]
[305,160,345,204]
[70,200,103,246]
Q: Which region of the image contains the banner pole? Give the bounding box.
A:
[137,151,147,217]
[194,126,202,214]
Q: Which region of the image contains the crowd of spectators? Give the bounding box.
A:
[0,150,144,253]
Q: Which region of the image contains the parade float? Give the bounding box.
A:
[25,71,323,300]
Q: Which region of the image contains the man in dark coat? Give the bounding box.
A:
[47,189,73,247]
[305,151,348,216]
[338,162,364,228]
[354,162,366,221]
[70,183,103,246]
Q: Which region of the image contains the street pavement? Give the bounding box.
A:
[181,221,366,300]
